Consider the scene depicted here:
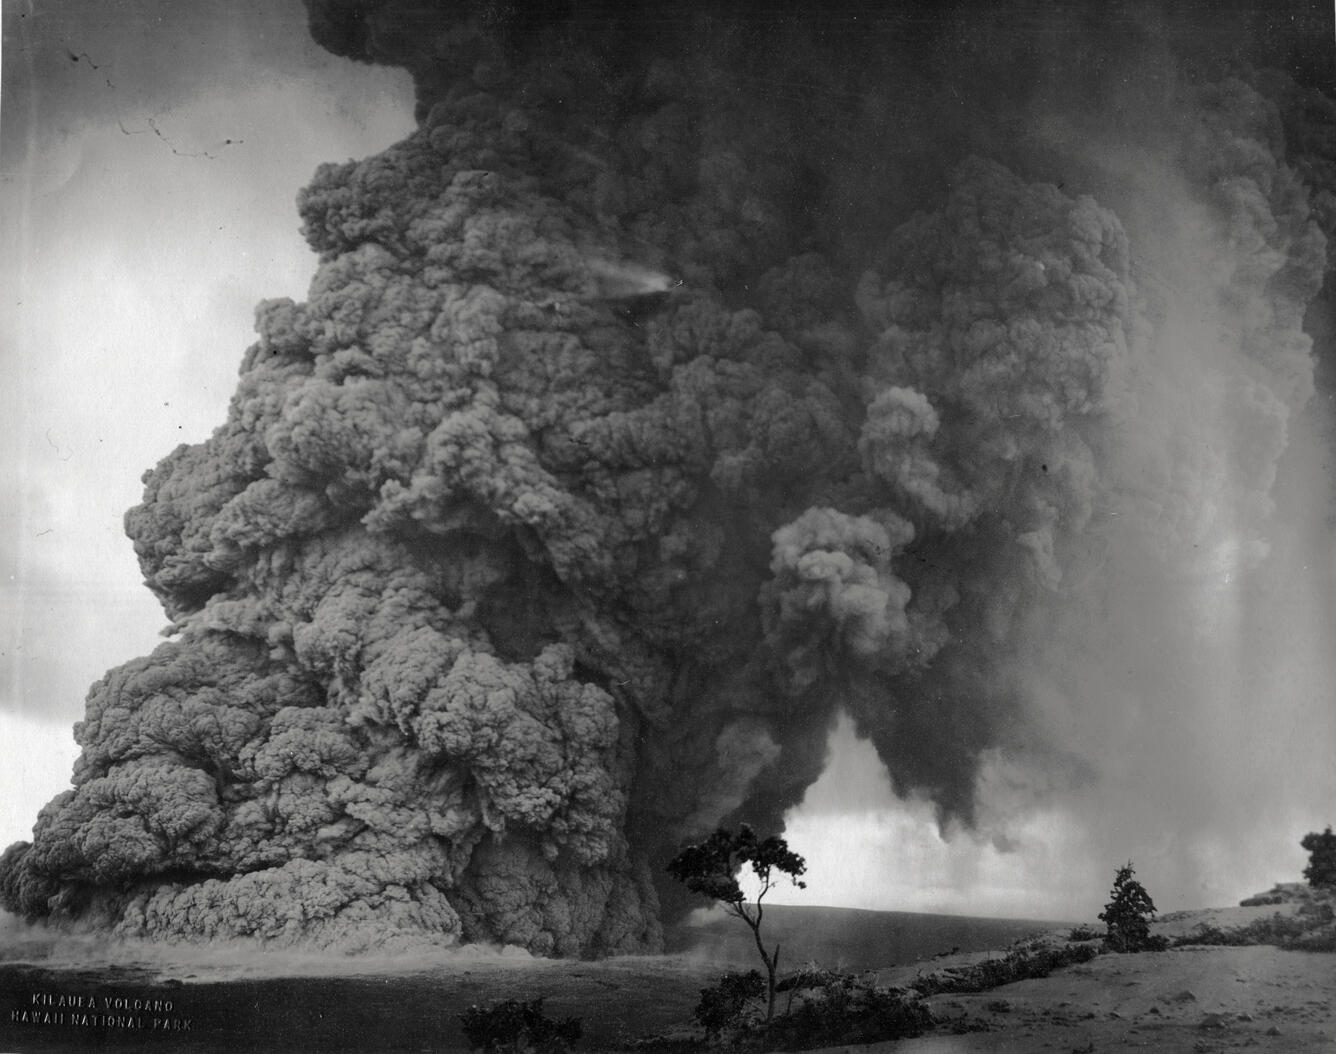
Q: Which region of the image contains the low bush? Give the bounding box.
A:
[1169,925,1233,947]
[758,975,932,1050]
[1172,900,1336,951]
[775,964,851,996]
[459,998,582,1054]
[689,968,931,1050]
[913,940,1102,996]
[1286,926,1336,952]
[1300,897,1336,921]
[694,970,767,1039]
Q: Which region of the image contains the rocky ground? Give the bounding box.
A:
[874,943,1336,1053]
[838,886,1336,1053]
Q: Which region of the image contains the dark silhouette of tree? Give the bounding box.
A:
[1301,826,1336,888]
[1098,861,1159,952]
[666,824,806,1021]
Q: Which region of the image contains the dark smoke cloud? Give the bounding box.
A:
[2,0,1333,951]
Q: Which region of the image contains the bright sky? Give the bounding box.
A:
[1,0,416,850]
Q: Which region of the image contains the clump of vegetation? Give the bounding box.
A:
[1173,899,1336,952]
[1301,826,1336,888]
[1287,897,1336,951]
[682,966,932,1050]
[459,998,582,1054]
[666,824,806,1022]
[1098,862,1166,952]
[759,973,932,1050]
[775,963,852,1004]
[693,970,767,1039]
[912,938,1101,996]
[1066,923,1102,942]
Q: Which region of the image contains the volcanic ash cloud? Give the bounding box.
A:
[2,1,1332,952]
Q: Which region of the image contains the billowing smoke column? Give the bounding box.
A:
[2,0,1333,952]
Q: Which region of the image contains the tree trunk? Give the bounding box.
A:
[748,918,779,1021]
[767,942,780,1022]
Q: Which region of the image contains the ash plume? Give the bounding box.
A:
[2,0,1334,952]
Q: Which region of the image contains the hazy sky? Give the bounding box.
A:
[2,1,1333,926]
[1,0,415,849]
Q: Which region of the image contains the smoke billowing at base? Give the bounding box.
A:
[3,0,1335,955]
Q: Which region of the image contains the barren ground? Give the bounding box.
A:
[0,899,1332,1053]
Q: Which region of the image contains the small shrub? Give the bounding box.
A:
[459,998,582,1054]
[775,964,849,996]
[1172,901,1336,951]
[689,967,932,1050]
[912,940,1100,996]
[694,970,767,1039]
[1172,923,1231,947]
[1288,932,1336,951]
[760,975,932,1049]
[1301,827,1336,888]
[1099,862,1162,952]
[1067,924,1101,942]
[1299,898,1336,922]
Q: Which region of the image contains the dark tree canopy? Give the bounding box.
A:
[1098,861,1159,953]
[1301,826,1336,888]
[665,824,807,905]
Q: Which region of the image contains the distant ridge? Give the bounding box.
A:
[667,902,1078,972]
